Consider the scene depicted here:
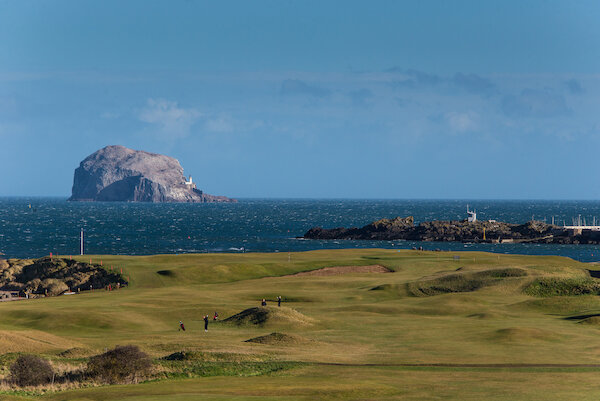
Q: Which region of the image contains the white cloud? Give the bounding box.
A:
[204,116,234,133]
[445,111,478,133]
[138,98,202,138]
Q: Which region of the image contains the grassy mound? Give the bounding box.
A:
[563,313,600,325]
[492,327,559,342]
[163,351,266,362]
[223,306,314,327]
[578,316,600,325]
[467,312,503,319]
[58,347,96,358]
[524,277,600,297]
[369,283,410,298]
[245,332,310,345]
[515,295,600,315]
[406,268,527,297]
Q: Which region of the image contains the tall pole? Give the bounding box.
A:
[80,228,84,256]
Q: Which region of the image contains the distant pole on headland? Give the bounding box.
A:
[80,228,84,255]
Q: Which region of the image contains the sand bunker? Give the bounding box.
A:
[291,265,392,277]
[245,332,310,345]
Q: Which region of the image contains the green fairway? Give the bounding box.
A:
[2,249,600,400]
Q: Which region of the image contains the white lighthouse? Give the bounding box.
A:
[184,175,196,189]
[467,205,477,223]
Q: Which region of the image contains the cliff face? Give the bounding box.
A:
[69,145,235,203]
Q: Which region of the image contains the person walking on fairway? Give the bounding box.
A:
[261,298,267,306]
[179,321,186,331]
[213,311,219,320]
[204,315,209,332]
[277,295,282,307]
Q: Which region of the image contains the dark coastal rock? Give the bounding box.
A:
[69,145,236,203]
[304,216,415,241]
[303,217,595,245]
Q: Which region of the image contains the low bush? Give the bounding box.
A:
[86,345,152,384]
[9,354,54,387]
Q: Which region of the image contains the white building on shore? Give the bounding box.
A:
[184,175,196,190]
[467,205,476,223]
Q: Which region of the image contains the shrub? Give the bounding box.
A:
[86,345,152,384]
[9,354,54,387]
[25,278,42,292]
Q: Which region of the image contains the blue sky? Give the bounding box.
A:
[1,0,599,198]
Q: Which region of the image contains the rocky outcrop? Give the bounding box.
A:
[69,145,235,203]
[303,217,600,244]
[0,257,126,297]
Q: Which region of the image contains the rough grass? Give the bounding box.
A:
[491,327,560,343]
[0,250,599,400]
[406,268,527,297]
[56,348,95,359]
[524,277,600,297]
[158,360,303,380]
[0,331,81,355]
[577,316,600,325]
[513,298,600,324]
[289,264,392,276]
[162,351,266,363]
[244,332,310,345]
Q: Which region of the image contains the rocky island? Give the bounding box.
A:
[303,216,600,245]
[69,145,236,203]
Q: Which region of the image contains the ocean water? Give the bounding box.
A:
[1,198,600,262]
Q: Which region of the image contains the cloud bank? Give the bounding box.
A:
[138,98,202,138]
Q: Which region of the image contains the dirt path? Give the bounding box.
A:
[289,265,392,277]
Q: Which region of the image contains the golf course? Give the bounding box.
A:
[1,249,600,400]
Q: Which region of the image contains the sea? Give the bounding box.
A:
[1,198,600,262]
